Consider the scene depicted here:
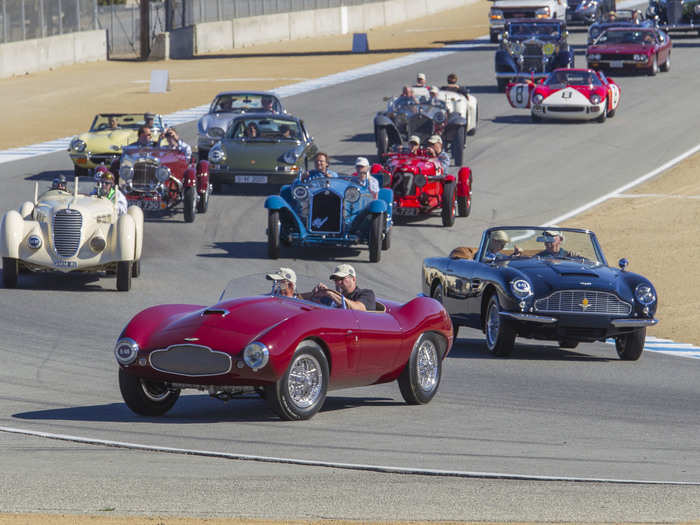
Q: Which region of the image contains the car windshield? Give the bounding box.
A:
[605,9,638,22]
[480,228,604,264]
[90,113,162,132]
[228,118,301,141]
[218,274,349,309]
[393,96,419,109]
[596,29,654,44]
[508,23,561,38]
[211,94,281,113]
[545,70,601,87]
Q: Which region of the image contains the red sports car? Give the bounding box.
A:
[372,147,472,226]
[114,276,453,420]
[113,143,210,223]
[586,27,672,76]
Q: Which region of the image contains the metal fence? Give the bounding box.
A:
[166,0,385,29]
[98,2,166,58]
[0,0,98,43]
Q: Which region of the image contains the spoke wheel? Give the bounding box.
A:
[485,294,515,357]
[267,342,329,420]
[398,334,443,405]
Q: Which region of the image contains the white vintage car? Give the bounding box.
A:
[489,0,569,42]
[1,179,143,291]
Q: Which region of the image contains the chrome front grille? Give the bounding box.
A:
[149,345,232,376]
[522,57,544,72]
[133,161,158,190]
[535,290,632,315]
[53,209,82,257]
[524,43,543,56]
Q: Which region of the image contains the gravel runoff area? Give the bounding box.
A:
[0,0,699,523]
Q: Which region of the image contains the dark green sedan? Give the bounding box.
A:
[208,114,318,189]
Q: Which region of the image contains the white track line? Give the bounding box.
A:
[1,425,698,485]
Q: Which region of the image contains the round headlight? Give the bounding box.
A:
[156,165,171,182]
[511,279,532,299]
[71,138,86,152]
[634,284,656,306]
[292,185,309,200]
[543,43,555,56]
[511,42,524,55]
[635,54,647,62]
[243,342,269,371]
[115,337,139,365]
[209,148,225,163]
[533,93,544,104]
[89,235,106,253]
[414,173,427,187]
[119,164,134,181]
[590,94,602,104]
[434,111,446,123]
[345,186,361,203]
[208,127,225,139]
[588,53,601,60]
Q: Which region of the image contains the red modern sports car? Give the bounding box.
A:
[587,27,672,76]
[115,276,453,420]
[372,147,472,226]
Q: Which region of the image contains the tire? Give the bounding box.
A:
[196,187,209,213]
[118,368,180,417]
[267,342,328,421]
[398,333,443,405]
[484,294,516,357]
[558,340,579,349]
[131,259,141,278]
[381,223,391,251]
[596,102,607,123]
[490,32,499,43]
[369,212,382,262]
[607,107,616,118]
[375,126,389,157]
[497,78,509,92]
[660,53,670,72]
[467,106,478,136]
[457,178,471,218]
[451,127,465,167]
[441,182,456,227]
[183,186,196,223]
[74,165,89,178]
[648,55,658,76]
[615,328,646,361]
[2,257,18,288]
[267,210,281,259]
[116,261,132,291]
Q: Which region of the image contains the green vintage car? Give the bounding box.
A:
[68,113,165,176]
[208,113,317,189]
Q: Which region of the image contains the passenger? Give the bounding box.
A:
[309,264,376,311]
[427,86,442,105]
[352,157,379,198]
[244,122,259,138]
[144,112,156,130]
[486,230,521,259]
[426,135,451,171]
[305,152,338,181]
[408,135,421,154]
[95,169,127,216]
[108,116,120,130]
[278,124,293,139]
[261,96,275,112]
[266,267,298,298]
[442,72,461,92]
[217,97,233,112]
[51,175,68,192]
[536,230,573,258]
[414,72,428,89]
[163,127,192,160]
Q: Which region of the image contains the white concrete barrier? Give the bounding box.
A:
[0,30,106,79]
[194,20,233,54]
[233,13,290,48]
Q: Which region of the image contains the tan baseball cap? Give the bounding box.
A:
[355,156,370,167]
[266,267,296,285]
[427,135,443,144]
[417,73,426,80]
[408,135,421,145]
[330,264,356,280]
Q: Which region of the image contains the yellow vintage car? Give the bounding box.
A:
[68,113,165,176]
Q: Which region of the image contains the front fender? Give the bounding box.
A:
[0,210,24,259]
[368,199,388,214]
[264,195,289,211]
[495,50,518,73]
[115,213,136,262]
[183,167,197,188]
[374,114,394,128]
[457,167,472,197]
[126,205,144,262]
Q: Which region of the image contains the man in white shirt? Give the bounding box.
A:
[353,157,379,198]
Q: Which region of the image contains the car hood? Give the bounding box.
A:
[142,296,314,354]
[494,0,552,7]
[589,42,653,53]
[221,140,301,170]
[76,129,137,151]
[36,194,114,217]
[199,112,236,134]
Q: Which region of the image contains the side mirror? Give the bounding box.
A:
[618,258,629,271]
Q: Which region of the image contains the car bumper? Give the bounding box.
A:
[70,152,120,169]
[211,168,300,185]
[532,103,604,120]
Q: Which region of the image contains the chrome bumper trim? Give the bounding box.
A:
[611,318,658,328]
[502,312,558,324]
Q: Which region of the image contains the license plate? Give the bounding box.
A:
[395,207,419,216]
[235,175,267,184]
[610,60,623,68]
[54,259,77,268]
[131,199,161,211]
[76,157,87,165]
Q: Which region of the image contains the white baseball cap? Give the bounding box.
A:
[330,264,356,280]
[417,73,426,80]
[408,135,421,145]
[427,135,443,144]
[355,157,370,167]
[266,267,297,285]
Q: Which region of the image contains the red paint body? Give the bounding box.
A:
[587,28,672,73]
[118,294,453,391]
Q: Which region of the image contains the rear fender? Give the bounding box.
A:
[115,213,136,261]
[126,205,144,261]
[457,167,472,197]
[0,210,25,258]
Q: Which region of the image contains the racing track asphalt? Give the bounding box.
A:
[1,26,700,521]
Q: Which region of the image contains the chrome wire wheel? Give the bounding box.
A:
[415,339,439,393]
[139,379,171,402]
[286,353,323,409]
[486,301,500,350]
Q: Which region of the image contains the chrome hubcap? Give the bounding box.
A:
[287,354,323,408]
[486,303,500,349]
[416,339,439,392]
[140,379,171,402]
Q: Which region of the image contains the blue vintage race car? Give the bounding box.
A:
[264,174,393,262]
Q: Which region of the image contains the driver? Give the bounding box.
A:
[427,135,450,171]
[94,168,127,216]
[163,127,192,160]
[266,267,298,298]
[537,230,572,258]
[130,126,155,147]
[51,175,68,192]
[304,152,338,181]
[309,264,375,311]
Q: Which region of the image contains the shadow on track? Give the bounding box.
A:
[450,336,615,361]
[198,241,368,262]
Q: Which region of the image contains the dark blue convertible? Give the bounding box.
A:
[422,226,658,359]
[264,174,393,262]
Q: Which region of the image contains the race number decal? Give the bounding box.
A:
[507,82,532,108]
[561,91,573,99]
[609,84,620,109]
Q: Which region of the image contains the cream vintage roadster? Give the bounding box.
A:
[1,178,143,291]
